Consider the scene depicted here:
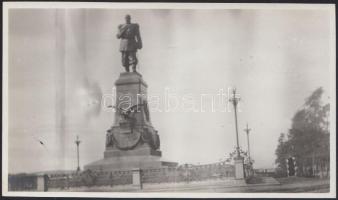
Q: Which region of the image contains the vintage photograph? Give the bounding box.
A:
[2,2,336,198]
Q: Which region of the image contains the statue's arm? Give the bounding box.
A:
[135,24,142,49]
[116,24,123,39]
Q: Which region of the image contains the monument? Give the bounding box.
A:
[85,15,176,171]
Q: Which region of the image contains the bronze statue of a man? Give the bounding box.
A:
[117,14,142,72]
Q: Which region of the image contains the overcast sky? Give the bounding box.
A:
[7,7,334,173]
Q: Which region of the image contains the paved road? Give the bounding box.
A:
[140,178,329,193]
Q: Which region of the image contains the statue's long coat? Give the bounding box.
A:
[117,23,142,52]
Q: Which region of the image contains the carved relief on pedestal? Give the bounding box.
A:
[105,98,160,151]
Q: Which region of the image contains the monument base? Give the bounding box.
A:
[84,145,177,171]
[234,157,245,179]
[84,156,161,171]
[84,71,178,172]
[84,158,177,171]
[104,145,162,158]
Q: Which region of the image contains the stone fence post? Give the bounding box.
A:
[36,174,48,191]
[234,157,245,179]
[132,168,142,190]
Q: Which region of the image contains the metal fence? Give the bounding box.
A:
[9,162,235,191]
[8,174,38,191]
[47,170,133,189]
[142,163,234,184]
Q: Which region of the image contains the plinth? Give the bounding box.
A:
[85,72,176,171]
[234,156,245,179]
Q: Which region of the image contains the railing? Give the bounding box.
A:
[9,162,235,191]
[8,174,37,191]
[142,162,234,184]
[94,170,133,186]
[47,170,133,189]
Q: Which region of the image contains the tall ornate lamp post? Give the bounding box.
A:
[229,88,241,158]
[244,123,251,163]
[229,88,245,179]
[75,135,81,172]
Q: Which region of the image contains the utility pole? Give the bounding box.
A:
[229,88,241,158]
[244,123,251,163]
[75,135,81,172]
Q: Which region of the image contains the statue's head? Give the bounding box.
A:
[125,14,131,24]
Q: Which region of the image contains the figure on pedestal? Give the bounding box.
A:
[84,14,177,172]
[117,14,142,72]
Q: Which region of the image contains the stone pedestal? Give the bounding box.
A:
[85,72,177,171]
[234,157,245,179]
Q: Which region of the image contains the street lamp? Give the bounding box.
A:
[229,88,241,158]
[244,123,251,164]
[229,88,245,179]
[75,135,81,172]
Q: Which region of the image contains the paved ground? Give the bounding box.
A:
[50,177,330,193]
[214,178,329,193]
[141,177,329,193]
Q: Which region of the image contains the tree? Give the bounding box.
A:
[275,87,330,177]
[275,133,289,177]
